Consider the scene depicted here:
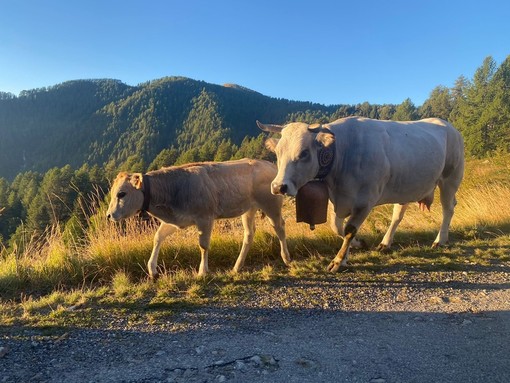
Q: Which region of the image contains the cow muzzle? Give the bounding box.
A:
[106,211,119,222]
[271,182,289,195]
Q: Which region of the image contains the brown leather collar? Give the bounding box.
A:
[140,174,151,215]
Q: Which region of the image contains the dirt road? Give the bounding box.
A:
[2,268,510,382]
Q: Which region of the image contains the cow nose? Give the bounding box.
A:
[106,213,111,220]
[272,183,288,195]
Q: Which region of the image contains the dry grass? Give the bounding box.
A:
[1,155,510,314]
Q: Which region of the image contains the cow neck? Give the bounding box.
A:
[141,174,151,214]
[315,143,335,180]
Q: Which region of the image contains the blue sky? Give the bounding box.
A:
[0,0,509,106]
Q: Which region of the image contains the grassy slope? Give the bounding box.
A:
[1,155,510,327]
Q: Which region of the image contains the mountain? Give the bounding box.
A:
[0,77,338,180]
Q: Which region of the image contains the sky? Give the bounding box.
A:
[0,0,509,106]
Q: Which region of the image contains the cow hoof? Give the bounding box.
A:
[431,242,448,249]
[149,273,160,282]
[376,244,391,253]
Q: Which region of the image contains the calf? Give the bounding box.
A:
[106,159,291,277]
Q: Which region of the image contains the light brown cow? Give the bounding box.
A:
[106,159,291,278]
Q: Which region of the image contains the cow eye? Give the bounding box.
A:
[117,191,127,199]
[298,150,310,160]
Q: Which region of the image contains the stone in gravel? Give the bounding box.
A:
[429,296,443,304]
[295,357,318,369]
[370,379,386,383]
[249,355,262,366]
[0,346,9,358]
[235,360,248,372]
[260,354,277,366]
[195,345,205,354]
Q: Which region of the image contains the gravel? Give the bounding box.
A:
[2,268,510,382]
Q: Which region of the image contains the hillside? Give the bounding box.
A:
[0,77,336,180]
[1,55,510,181]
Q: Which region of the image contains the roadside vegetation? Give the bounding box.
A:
[1,155,510,328]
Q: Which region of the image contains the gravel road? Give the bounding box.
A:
[2,268,510,383]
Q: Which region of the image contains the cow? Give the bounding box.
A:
[257,116,464,272]
[106,159,291,278]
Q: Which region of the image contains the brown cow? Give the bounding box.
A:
[106,159,291,278]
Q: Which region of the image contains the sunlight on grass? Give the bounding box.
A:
[1,156,510,326]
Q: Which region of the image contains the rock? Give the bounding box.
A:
[249,355,262,366]
[0,346,9,358]
[260,354,277,366]
[235,360,248,372]
[195,345,205,354]
[429,296,443,304]
[295,357,318,369]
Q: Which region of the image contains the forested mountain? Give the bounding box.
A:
[0,77,340,180]
[1,54,510,247]
[3,55,508,182]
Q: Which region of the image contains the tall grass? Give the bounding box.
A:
[1,156,510,301]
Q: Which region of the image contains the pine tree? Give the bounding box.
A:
[392,98,418,121]
[420,86,453,120]
[452,56,498,156]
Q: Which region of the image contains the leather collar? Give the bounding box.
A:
[141,174,151,214]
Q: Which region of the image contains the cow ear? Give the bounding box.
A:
[130,173,144,189]
[265,138,279,152]
[316,132,335,148]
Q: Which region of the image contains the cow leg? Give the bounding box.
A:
[232,209,257,273]
[327,207,371,272]
[148,223,178,279]
[265,210,292,267]
[329,209,365,249]
[327,223,357,272]
[377,203,409,251]
[433,181,458,247]
[196,219,214,276]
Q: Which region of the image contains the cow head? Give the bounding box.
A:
[106,172,145,221]
[257,120,335,196]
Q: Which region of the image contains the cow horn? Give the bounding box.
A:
[308,125,325,133]
[256,120,283,133]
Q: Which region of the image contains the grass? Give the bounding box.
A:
[1,155,510,327]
